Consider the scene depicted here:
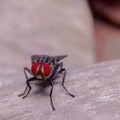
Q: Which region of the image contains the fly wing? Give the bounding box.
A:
[31,55,68,62]
[52,55,68,62]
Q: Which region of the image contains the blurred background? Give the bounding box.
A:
[0,0,120,71]
[89,0,120,62]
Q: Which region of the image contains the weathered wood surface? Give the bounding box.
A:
[1,60,120,120]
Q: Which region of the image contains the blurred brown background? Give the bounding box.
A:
[0,0,120,70]
[0,0,95,71]
[89,0,120,62]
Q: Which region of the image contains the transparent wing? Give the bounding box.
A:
[51,55,68,62]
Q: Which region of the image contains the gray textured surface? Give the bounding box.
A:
[1,60,120,120]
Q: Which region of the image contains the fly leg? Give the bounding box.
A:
[18,77,36,98]
[59,62,75,97]
[18,67,35,98]
[24,67,33,79]
[48,80,55,111]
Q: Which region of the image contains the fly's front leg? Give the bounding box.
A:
[59,62,75,97]
[18,85,28,97]
[24,67,33,79]
[18,77,36,98]
[48,80,55,111]
[18,67,34,97]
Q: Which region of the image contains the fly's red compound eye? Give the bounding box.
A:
[42,63,51,77]
[31,62,51,78]
[31,62,40,76]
